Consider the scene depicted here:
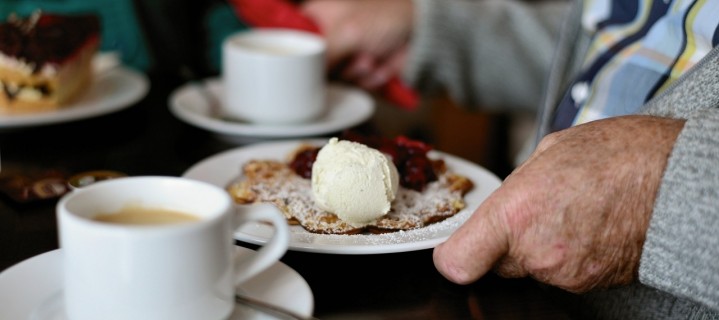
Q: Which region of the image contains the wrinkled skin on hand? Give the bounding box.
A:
[433,115,685,293]
[301,0,414,89]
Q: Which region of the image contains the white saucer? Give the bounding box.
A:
[0,248,314,319]
[168,79,374,142]
[0,67,149,129]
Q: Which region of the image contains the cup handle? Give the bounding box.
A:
[232,203,290,285]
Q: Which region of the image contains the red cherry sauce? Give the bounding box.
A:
[289,134,438,191]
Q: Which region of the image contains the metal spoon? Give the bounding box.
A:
[235,294,319,320]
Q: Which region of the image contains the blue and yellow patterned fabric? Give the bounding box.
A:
[552,0,719,131]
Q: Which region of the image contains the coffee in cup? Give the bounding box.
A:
[57,176,289,320]
[91,205,199,225]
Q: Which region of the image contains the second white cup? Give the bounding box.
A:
[57,176,289,320]
[222,28,327,124]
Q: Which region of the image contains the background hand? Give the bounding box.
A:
[301,0,413,90]
[433,115,685,293]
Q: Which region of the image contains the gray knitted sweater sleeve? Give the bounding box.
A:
[640,49,719,311]
[403,0,569,112]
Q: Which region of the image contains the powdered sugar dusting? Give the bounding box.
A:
[289,207,472,246]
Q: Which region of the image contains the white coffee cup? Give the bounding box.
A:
[222,28,326,124]
[57,176,289,320]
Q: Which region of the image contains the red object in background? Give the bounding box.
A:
[228,0,320,33]
[228,0,419,110]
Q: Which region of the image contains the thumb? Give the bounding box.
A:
[433,195,510,284]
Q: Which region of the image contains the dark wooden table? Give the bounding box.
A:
[0,74,571,319]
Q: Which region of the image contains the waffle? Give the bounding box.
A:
[227,146,473,234]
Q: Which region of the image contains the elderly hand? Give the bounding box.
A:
[301,0,414,90]
[433,115,685,293]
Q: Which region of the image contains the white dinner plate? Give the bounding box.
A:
[182,139,503,255]
[168,79,374,142]
[0,67,149,129]
[0,248,314,320]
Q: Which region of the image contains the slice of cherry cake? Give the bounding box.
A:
[0,12,100,113]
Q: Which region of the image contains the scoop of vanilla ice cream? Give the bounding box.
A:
[311,138,400,226]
